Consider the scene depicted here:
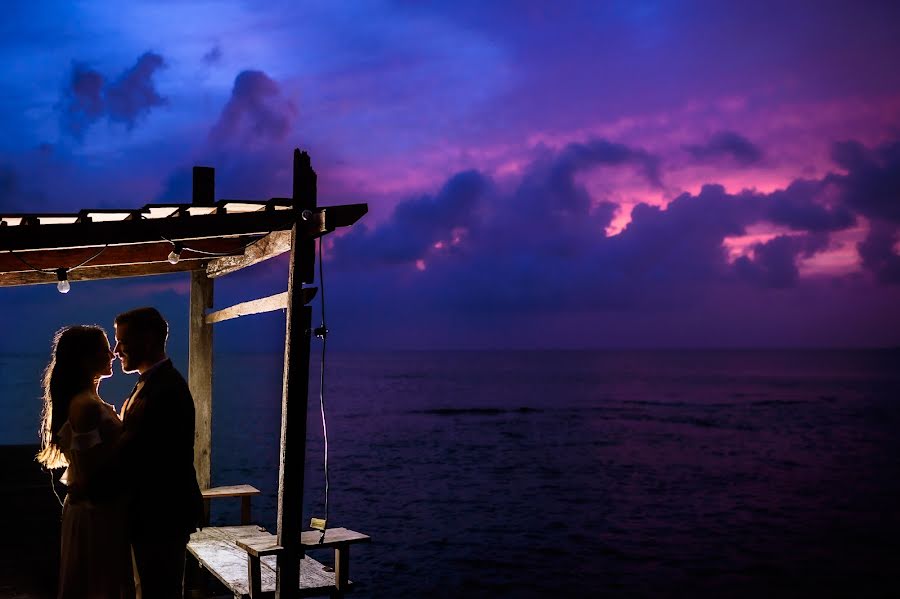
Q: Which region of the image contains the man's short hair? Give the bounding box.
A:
[115,307,169,351]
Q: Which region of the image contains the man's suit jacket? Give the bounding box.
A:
[120,359,203,541]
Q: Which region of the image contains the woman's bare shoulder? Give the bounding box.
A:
[68,391,102,432]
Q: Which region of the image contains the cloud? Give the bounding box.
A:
[857,220,900,284]
[208,70,297,147]
[105,52,167,127]
[60,64,105,139]
[329,135,900,325]
[59,52,167,139]
[828,139,900,223]
[765,179,856,232]
[203,45,222,65]
[159,69,299,201]
[333,170,491,266]
[685,131,764,166]
[734,233,829,288]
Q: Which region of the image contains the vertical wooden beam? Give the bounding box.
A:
[190,271,214,491]
[193,166,215,206]
[190,166,215,492]
[334,545,350,596]
[293,149,317,284]
[276,150,317,598]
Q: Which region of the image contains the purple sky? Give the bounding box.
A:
[1,0,899,351]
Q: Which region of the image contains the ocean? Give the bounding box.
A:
[2,349,899,597]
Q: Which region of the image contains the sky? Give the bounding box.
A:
[1,0,899,352]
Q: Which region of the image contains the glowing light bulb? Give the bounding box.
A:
[56,268,70,294]
[167,243,182,264]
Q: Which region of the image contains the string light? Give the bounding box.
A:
[167,242,183,264]
[56,268,70,294]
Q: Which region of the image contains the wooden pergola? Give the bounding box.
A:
[0,149,370,598]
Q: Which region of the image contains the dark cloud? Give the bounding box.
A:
[203,45,222,65]
[334,170,490,266]
[857,220,900,284]
[209,70,297,147]
[828,139,900,223]
[59,52,167,139]
[159,69,298,202]
[105,52,167,127]
[685,131,764,166]
[60,64,105,139]
[330,135,900,323]
[734,233,829,288]
[766,179,856,232]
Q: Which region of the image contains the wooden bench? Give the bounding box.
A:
[188,525,370,598]
[201,484,262,526]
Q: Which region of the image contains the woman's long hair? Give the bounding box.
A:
[36,325,109,469]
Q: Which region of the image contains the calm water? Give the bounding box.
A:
[2,349,899,597]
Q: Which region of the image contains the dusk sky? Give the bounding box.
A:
[1,0,899,352]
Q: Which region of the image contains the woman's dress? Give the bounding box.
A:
[57,397,134,599]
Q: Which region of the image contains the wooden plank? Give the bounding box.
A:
[299,528,370,550]
[0,205,366,254]
[276,232,314,598]
[206,292,287,324]
[189,271,214,492]
[202,484,262,498]
[235,533,283,558]
[205,288,319,324]
[188,527,335,597]
[0,209,302,253]
[0,238,254,273]
[0,259,207,287]
[206,230,292,278]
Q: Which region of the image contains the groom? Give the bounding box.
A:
[114,306,203,597]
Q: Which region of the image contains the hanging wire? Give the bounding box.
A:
[7,244,110,274]
[317,234,330,542]
[159,234,265,257]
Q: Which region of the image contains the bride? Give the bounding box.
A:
[37,325,134,598]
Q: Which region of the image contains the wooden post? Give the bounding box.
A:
[293,149,317,285]
[276,150,317,598]
[189,167,215,492]
[192,166,215,206]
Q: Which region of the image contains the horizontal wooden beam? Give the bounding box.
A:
[0,238,258,274]
[0,204,368,254]
[205,288,318,324]
[206,230,292,279]
[206,292,288,324]
[0,259,207,287]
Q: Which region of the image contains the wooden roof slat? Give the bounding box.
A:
[0,209,298,253]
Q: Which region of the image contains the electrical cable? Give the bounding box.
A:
[7,244,109,274]
[317,234,330,542]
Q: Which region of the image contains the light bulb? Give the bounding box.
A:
[56,268,70,294]
[167,242,183,264]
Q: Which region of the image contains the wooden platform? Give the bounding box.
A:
[189,526,369,598]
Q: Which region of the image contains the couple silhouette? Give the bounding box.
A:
[37,307,203,598]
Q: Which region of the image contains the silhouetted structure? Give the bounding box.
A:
[0,150,369,598]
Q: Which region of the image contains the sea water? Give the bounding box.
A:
[2,349,899,597]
